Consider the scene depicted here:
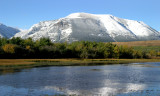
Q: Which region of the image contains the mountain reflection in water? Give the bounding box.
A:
[0,62,160,96]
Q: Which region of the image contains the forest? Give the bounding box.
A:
[0,37,159,59]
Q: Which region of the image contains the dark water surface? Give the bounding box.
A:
[0,62,160,96]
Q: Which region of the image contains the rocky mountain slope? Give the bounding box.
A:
[14,13,160,42]
[0,23,20,38]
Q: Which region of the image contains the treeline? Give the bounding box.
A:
[0,37,158,59]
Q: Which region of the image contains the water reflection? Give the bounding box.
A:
[0,85,62,96]
[43,83,146,96]
[0,63,160,95]
[0,68,21,75]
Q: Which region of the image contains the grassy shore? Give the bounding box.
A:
[1,59,160,69]
[1,59,160,75]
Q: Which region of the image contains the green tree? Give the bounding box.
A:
[133,50,143,59]
[119,45,134,59]
[23,38,34,47]
[113,45,119,58]
[39,38,52,46]
[149,50,156,58]
[9,37,23,45]
[0,38,8,46]
[80,48,89,59]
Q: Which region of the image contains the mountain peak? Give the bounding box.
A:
[66,12,96,18]
[66,13,119,22]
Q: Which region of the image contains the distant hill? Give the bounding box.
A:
[0,23,20,38]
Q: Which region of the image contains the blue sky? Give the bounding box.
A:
[0,0,160,31]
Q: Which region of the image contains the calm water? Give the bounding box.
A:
[0,62,160,96]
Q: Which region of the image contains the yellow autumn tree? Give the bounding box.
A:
[26,45,31,50]
[2,44,16,54]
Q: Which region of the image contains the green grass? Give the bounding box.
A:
[113,40,160,52]
[133,46,160,52]
[113,40,160,47]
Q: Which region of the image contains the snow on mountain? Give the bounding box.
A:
[14,13,160,42]
[0,23,20,38]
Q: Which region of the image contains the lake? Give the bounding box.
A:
[0,62,160,96]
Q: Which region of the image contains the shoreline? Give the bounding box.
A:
[0,59,160,69]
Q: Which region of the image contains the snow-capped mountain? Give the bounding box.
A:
[0,23,20,38]
[14,13,160,42]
